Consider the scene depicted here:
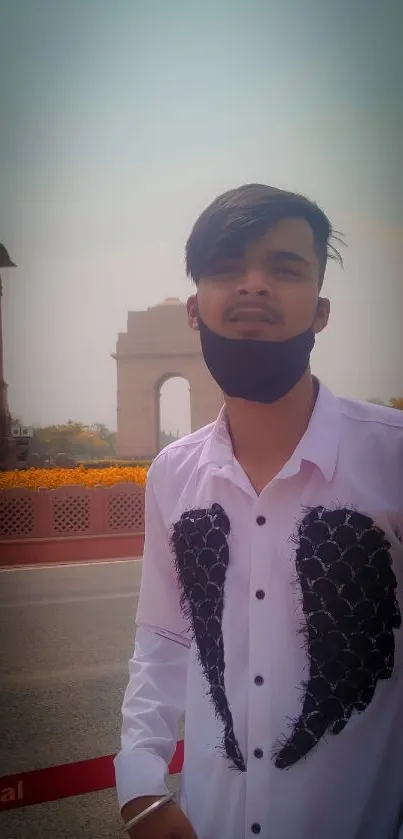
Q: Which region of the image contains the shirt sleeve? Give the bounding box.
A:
[114,457,190,810]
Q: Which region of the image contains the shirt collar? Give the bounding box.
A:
[196,381,340,483]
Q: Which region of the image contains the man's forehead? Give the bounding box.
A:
[249,218,316,255]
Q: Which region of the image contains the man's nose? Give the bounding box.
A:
[237,267,272,296]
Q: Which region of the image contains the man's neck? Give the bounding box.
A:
[224,371,318,491]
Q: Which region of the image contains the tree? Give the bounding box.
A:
[32,422,85,457]
[92,423,117,453]
[368,397,403,410]
[31,422,116,460]
[74,429,109,458]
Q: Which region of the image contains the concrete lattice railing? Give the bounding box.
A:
[0,483,145,566]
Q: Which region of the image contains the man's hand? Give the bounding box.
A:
[122,796,198,839]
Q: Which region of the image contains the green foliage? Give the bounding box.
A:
[369,397,403,410]
[31,422,117,460]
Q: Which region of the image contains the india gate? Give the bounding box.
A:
[113,298,223,459]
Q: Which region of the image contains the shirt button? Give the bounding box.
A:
[254,748,263,759]
[256,515,266,526]
[251,824,261,835]
[255,589,265,600]
[254,675,264,686]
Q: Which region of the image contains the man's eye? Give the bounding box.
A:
[276,266,301,278]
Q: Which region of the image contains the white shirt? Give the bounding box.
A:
[114,383,403,839]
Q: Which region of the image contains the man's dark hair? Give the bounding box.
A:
[186,183,343,288]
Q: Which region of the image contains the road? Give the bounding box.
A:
[0,560,181,839]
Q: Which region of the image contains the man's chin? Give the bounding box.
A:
[228,322,285,341]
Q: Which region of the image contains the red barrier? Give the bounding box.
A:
[0,740,184,811]
[0,483,146,567]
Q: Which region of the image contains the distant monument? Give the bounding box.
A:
[0,243,17,468]
[113,298,223,459]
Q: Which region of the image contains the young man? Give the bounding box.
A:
[114,184,403,839]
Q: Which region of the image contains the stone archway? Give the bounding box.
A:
[113,299,223,459]
[157,374,191,449]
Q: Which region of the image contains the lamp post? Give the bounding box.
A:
[0,244,17,465]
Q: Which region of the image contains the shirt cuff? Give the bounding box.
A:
[114,747,170,811]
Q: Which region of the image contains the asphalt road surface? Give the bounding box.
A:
[0,559,181,839]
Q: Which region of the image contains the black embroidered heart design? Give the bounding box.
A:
[274,506,401,769]
[171,503,245,771]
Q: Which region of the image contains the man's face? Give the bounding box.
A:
[187,218,330,341]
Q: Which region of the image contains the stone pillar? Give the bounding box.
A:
[0,248,17,465]
[117,357,159,459]
[189,366,223,431]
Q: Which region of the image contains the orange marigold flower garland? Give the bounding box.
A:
[0,465,148,490]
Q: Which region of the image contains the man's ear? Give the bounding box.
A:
[187,295,199,330]
[313,297,330,335]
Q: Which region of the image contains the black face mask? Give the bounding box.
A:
[198,317,315,404]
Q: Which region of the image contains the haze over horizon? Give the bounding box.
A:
[1,0,402,437]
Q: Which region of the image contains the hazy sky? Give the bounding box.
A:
[1,0,402,436]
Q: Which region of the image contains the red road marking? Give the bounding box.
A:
[0,741,184,811]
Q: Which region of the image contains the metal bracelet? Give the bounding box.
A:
[122,793,174,835]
